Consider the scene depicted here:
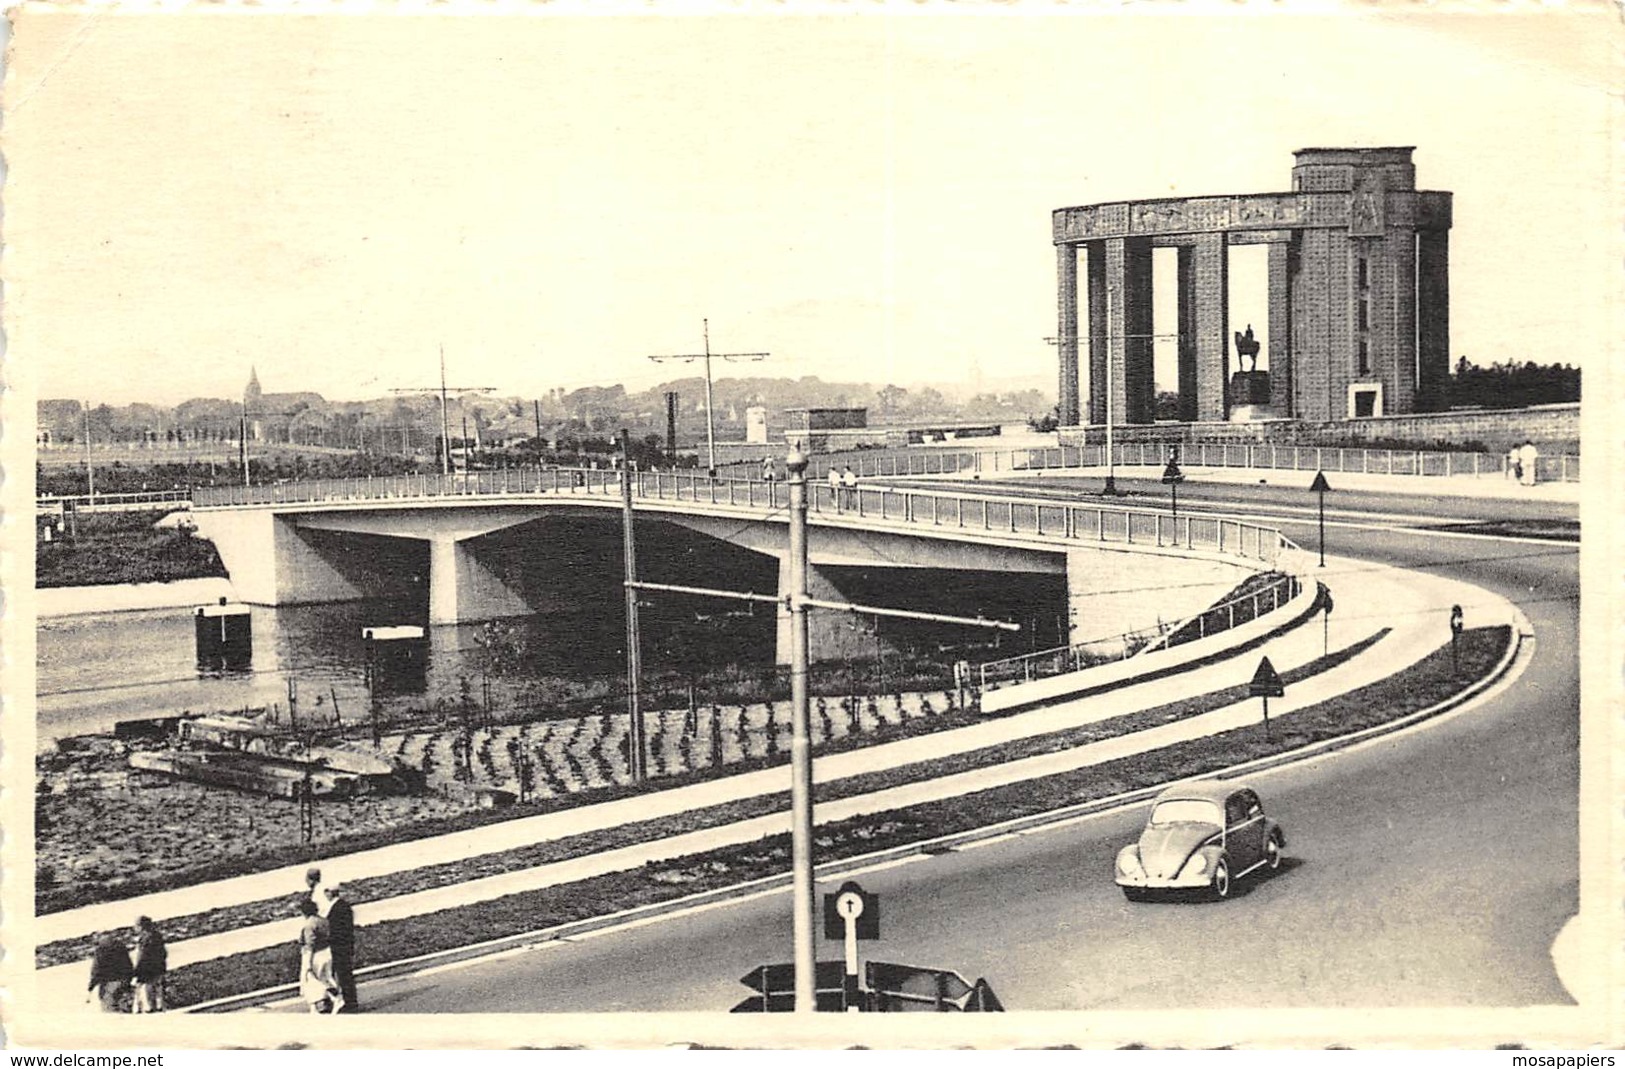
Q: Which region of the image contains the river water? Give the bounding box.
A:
[36,514,1062,741]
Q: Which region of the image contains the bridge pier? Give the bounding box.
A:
[774,559,879,667]
[426,534,534,625]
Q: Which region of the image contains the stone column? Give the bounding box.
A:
[1123,241,1155,424]
[1086,244,1108,427]
[1056,243,1080,427]
[1176,246,1199,422]
[1192,233,1230,422]
[1416,229,1450,411]
[428,535,460,625]
[1383,229,1418,415]
[1268,241,1293,415]
[1101,239,1154,425]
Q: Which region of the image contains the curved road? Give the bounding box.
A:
[356,489,1580,1012]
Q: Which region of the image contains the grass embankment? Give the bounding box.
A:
[1426,519,1579,543]
[84,626,1507,1006]
[37,624,1383,970]
[36,511,226,588]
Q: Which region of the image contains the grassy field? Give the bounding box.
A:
[64,626,1507,1005]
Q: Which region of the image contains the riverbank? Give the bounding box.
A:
[36,510,228,599]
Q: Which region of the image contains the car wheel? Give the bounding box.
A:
[1210,858,1231,900]
[1265,832,1284,871]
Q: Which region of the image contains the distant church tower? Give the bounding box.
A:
[244,367,264,440]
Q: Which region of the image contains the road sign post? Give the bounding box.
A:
[1249,656,1285,740]
[831,882,875,1012]
[1450,604,1464,675]
[1161,456,1185,518]
[1309,471,1331,568]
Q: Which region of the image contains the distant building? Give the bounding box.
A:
[243,368,327,442]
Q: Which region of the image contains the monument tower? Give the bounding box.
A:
[1053,146,1451,426]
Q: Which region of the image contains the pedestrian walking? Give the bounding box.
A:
[1506,445,1521,483]
[761,457,776,483]
[86,932,134,1013]
[827,465,842,510]
[324,883,359,1013]
[840,466,858,509]
[297,898,342,1014]
[131,916,168,1013]
[1518,440,1539,486]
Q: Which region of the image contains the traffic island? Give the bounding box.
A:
[149,625,1508,1011]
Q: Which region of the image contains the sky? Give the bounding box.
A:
[4,6,1619,407]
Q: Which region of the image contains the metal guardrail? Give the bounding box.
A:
[976,571,1303,691]
[192,468,1295,568]
[36,490,193,511]
[802,441,1580,484]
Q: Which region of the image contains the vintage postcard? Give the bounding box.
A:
[1,2,1619,1052]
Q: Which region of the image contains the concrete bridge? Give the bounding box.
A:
[191,469,1297,663]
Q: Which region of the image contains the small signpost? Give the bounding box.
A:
[1309,471,1332,568]
[1450,604,1464,675]
[1249,656,1285,739]
[1161,455,1185,518]
[824,880,879,1012]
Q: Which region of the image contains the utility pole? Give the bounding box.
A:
[621,430,647,784]
[648,319,769,478]
[390,348,495,477]
[82,401,95,504]
[624,447,1019,1013]
[785,448,816,1012]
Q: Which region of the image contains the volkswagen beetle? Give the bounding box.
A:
[1115,780,1285,900]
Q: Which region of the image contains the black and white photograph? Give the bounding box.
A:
[1,3,1617,1052]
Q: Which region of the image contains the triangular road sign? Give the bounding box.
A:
[1161,461,1185,485]
[1309,470,1331,494]
[1249,656,1285,698]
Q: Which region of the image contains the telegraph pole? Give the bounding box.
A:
[785,447,817,1013]
[621,431,647,784]
[648,320,769,478]
[82,402,96,504]
[390,349,494,477]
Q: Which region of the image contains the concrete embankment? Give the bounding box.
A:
[35,577,237,618]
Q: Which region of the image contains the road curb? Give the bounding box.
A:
[187,611,1527,1014]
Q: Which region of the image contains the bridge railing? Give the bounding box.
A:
[976,570,1303,692]
[804,440,1580,483]
[37,489,193,512]
[194,468,1295,568]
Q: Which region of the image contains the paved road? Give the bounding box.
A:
[891,474,1579,529]
[353,491,1580,1012]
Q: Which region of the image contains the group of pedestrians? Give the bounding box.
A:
[299,867,359,1015]
[85,916,167,1013]
[1505,440,1542,486]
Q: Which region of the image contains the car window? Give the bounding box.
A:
[1225,797,1247,825]
[1150,799,1222,826]
[1242,791,1263,817]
